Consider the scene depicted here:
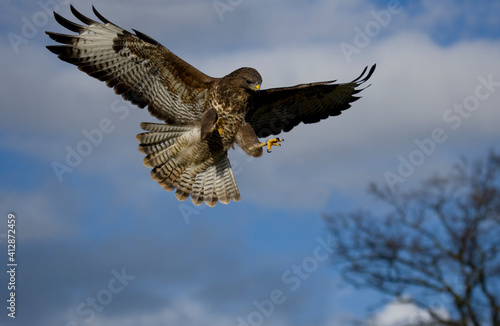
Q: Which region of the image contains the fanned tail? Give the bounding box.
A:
[136,122,240,207]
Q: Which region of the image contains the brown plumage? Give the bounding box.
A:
[46,6,376,207]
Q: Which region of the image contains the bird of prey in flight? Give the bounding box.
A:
[46,6,376,207]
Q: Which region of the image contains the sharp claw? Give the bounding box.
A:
[265,138,284,153]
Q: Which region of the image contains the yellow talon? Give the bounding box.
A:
[216,117,225,135]
[264,138,284,153]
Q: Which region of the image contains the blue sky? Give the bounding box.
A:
[1,0,500,325]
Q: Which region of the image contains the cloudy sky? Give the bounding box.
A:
[1,0,500,325]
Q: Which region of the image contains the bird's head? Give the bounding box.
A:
[227,67,262,91]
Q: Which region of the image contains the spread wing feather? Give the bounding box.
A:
[246,65,376,137]
[46,5,214,124]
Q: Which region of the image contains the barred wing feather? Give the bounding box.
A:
[46,5,214,124]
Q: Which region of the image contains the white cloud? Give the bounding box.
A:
[371,300,449,326]
[87,296,289,326]
[91,296,235,326]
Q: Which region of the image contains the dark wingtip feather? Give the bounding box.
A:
[363,64,376,82]
[70,5,99,26]
[46,45,69,55]
[92,6,113,25]
[45,45,81,64]
[350,64,376,93]
[45,44,57,54]
[46,31,76,45]
[53,11,85,33]
[352,64,376,84]
[352,66,368,83]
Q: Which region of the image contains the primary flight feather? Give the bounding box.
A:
[46,6,376,207]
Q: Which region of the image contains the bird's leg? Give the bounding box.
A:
[216,117,225,135]
[258,138,284,153]
[200,108,218,141]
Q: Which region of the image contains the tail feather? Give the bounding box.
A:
[215,156,239,205]
[136,122,240,206]
[137,123,192,159]
[142,143,180,168]
[200,165,217,207]
[191,171,206,206]
[137,131,186,155]
[150,158,184,183]
[214,165,228,205]
[174,165,203,202]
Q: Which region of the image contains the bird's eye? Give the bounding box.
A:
[245,79,252,85]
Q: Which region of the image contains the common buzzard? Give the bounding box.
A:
[46,6,376,207]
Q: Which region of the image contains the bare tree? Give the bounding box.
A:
[325,152,500,326]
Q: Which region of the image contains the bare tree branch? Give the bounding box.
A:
[325,151,500,326]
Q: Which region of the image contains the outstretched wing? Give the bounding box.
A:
[246,65,376,138]
[46,5,214,124]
